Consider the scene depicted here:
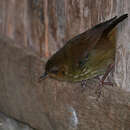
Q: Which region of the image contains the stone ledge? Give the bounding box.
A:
[0,34,130,130]
[0,112,34,130]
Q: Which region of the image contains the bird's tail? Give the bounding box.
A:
[104,13,128,35]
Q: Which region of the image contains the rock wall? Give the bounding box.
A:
[0,0,130,130]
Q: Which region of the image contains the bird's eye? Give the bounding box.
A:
[62,70,65,75]
[51,67,58,74]
[51,70,58,74]
[79,53,89,67]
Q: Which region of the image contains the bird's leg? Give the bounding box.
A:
[81,80,87,88]
[100,63,114,86]
[80,80,88,92]
[96,64,114,97]
[74,80,87,93]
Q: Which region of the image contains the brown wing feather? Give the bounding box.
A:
[63,14,127,67]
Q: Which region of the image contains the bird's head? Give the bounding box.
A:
[39,55,68,81]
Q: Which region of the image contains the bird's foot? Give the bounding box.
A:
[95,63,114,98]
[95,80,113,99]
[74,80,87,93]
[101,81,113,86]
[80,80,87,92]
[81,80,87,88]
[98,78,114,87]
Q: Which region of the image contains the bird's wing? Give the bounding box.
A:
[67,13,127,46]
[64,14,127,68]
[66,15,117,46]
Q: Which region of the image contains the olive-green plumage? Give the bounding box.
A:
[40,14,128,82]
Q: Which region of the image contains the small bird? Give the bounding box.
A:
[40,14,128,88]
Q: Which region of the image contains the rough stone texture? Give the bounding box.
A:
[0,0,117,57]
[0,34,53,130]
[114,0,130,91]
[0,34,130,130]
[0,112,34,130]
[0,0,130,130]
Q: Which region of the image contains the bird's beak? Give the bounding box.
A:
[39,72,48,81]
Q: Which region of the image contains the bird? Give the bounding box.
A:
[39,14,128,89]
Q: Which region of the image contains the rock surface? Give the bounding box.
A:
[0,112,34,130]
[0,34,130,130]
[0,0,129,130]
